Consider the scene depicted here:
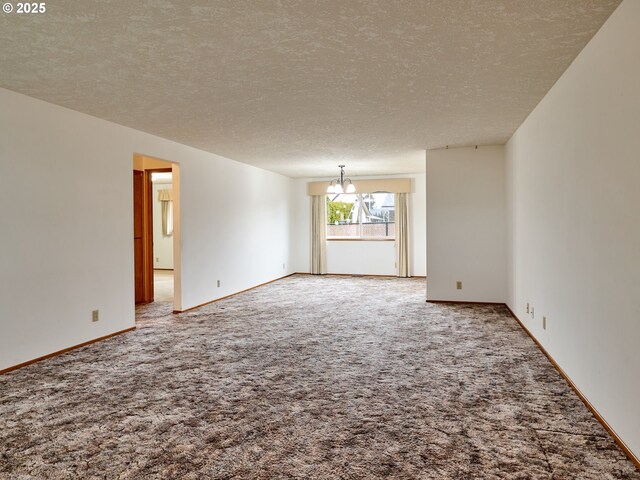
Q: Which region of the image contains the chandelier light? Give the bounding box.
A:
[326,165,356,194]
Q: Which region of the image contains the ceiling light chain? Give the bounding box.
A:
[326,165,356,194]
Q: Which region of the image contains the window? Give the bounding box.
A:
[326,192,395,240]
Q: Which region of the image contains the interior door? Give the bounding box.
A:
[133,170,145,303]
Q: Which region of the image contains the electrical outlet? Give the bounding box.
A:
[92,310,99,322]
[543,316,547,330]
[456,281,462,290]
[526,303,530,314]
[217,280,221,288]
[156,257,159,262]
[531,307,535,319]
[283,263,286,270]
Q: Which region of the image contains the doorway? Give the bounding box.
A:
[150,170,174,302]
[133,154,181,310]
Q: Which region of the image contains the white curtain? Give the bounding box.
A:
[311,195,327,275]
[395,193,410,277]
[158,189,173,237]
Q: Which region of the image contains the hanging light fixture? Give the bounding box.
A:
[326,165,356,194]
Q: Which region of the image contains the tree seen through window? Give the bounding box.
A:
[326,192,395,239]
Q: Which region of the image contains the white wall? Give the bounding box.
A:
[426,146,507,303]
[291,173,426,277]
[0,87,293,371]
[152,181,174,270]
[326,242,396,276]
[506,0,640,458]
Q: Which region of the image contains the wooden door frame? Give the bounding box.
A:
[141,167,173,303]
[133,170,145,304]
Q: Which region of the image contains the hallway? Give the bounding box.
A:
[154,269,173,303]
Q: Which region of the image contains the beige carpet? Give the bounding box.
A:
[154,269,174,303]
[1,275,638,479]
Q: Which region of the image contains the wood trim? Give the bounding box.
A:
[327,237,395,242]
[144,170,154,302]
[427,300,505,305]
[326,273,409,278]
[295,272,427,279]
[134,170,155,304]
[504,305,640,470]
[0,327,136,375]
[326,273,397,278]
[133,170,145,303]
[173,273,296,313]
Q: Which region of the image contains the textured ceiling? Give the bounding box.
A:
[0,0,620,177]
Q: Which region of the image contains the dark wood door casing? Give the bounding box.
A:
[133,170,145,303]
[133,169,154,304]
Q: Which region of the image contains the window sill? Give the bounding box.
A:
[327,237,395,242]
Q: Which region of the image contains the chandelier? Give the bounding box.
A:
[326,165,356,194]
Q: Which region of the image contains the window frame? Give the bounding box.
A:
[325,192,396,242]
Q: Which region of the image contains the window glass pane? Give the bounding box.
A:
[326,192,394,239]
[360,193,395,238]
[326,193,359,238]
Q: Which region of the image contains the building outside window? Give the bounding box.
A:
[326,192,395,239]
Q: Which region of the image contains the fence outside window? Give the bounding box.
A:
[327,221,395,239]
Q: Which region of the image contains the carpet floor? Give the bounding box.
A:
[1,275,638,479]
